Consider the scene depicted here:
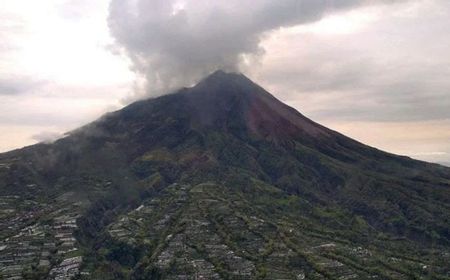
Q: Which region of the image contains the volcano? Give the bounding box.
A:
[0,71,449,279]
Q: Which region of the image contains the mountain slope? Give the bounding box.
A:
[0,71,449,279]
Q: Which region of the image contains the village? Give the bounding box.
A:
[1,182,448,279]
[0,195,84,280]
[102,183,408,279]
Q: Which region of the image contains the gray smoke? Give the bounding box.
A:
[108,0,406,98]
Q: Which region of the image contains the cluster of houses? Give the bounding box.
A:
[0,195,83,280]
[156,233,222,279]
[0,223,50,279]
[0,196,45,240]
[108,184,189,244]
[48,256,82,280]
[0,195,52,279]
[107,183,260,278]
[47,213,84,280]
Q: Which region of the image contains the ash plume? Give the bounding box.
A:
[108,0,407,99]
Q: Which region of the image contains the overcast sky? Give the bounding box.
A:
[0,0,449,165]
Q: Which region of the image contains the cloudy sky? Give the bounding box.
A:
[1,0,449,165]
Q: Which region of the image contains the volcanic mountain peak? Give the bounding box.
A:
[192,70,266,98]
[186,70,266,105]
[179,70,331,141]
[0,70,450,279]
[65,70,325,146]
[196,69,247,86]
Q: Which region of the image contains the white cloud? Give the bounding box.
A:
[252,0,450,122]
[0,0,133,152]
[31,131,62,144]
